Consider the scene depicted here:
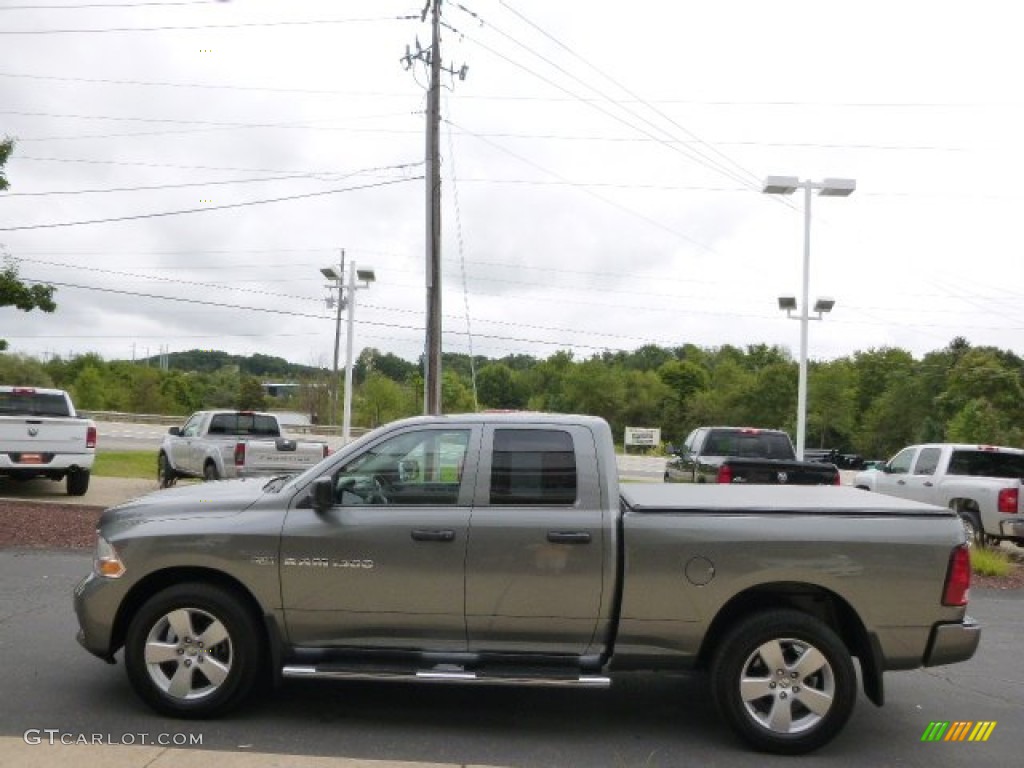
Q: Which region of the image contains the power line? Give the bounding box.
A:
[0,175,422,231]
[0,14,418,35]
[1,1,221,9]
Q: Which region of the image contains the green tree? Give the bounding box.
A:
[72,365,108,410]
[237,375,267,410]
[358,372,412,427]
[477,363,526,410]
[807,360,857,449]
[0,136,14,191]
[946,398,1005,444]
[1,259,58,352]
[0,352,53,386]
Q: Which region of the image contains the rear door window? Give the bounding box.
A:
[489,429,578,506]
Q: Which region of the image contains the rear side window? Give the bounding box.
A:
[490,429,577,505]
[0,391,70,417]
[948,450,1024,479]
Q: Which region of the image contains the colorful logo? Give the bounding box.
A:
[921,721,997,742]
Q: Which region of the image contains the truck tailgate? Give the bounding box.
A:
[0,418,93,456]
[242,438,324,474]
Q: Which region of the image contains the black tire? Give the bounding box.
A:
[958,509,984,548]
[124,582,263,718]
[157,453,177,489]
[710,609,856,755]
[67,469,90,496]
[203,461,220,482]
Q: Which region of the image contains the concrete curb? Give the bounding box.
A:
[2,737,482,768]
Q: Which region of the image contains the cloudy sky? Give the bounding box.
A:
[2,0,1022,370]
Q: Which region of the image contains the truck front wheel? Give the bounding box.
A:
[157,453,177,489]
[710,609,856,755]
[124,583,262,718]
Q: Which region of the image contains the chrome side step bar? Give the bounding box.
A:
[282,665,611,688]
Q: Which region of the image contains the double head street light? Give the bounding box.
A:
[763,176,855,461]
[321,260,376,444]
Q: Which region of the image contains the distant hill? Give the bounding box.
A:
[132,349,323,379]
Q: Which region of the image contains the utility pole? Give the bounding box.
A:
[403,0,467,415]
[424,0,443,415]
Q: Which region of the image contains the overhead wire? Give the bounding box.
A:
[0,175,423,231]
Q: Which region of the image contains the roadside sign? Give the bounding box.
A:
[624,427,661,447]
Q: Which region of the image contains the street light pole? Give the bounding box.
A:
[763,176,855,460]
[320,250,345,426]
[342,260,357,445]
[797,183,812,462]
[341,262,376,445]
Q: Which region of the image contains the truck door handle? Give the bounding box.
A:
[897,480,906,485]
[411,529,456,542]
[923,481,934,487]
[546,531,591,544]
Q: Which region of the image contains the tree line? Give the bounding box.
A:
[1,335,1020,460]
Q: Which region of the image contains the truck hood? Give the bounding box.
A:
[100,478,268,527]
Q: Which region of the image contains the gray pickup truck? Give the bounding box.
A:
[74,413,979,754]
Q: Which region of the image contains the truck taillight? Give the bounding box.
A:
[942,545,971,606]
[716,464,733,483]
[86,425,97,449]
[832,472,841,485]
[998,487,1018,514]
[322,444,331,458]
[234,442,245,467]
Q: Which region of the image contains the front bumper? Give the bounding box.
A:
[923,616,981,667]
[73,571,121,662]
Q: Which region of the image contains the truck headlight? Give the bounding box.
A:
[94,535,126,579]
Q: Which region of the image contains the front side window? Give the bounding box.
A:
[181,415,202,438]
[887,447,915,475]
[331,429,469,506]
[490,429,577,506]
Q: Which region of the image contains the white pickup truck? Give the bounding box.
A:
[853,442,1024,547]
[158,410,328,486]
[0,385,96,496]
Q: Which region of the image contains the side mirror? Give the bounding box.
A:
[398,459,420,482]
[168,426,181,436]
[312,477,334,512]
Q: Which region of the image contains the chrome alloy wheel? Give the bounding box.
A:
[143,607,233,701]
[738,637,836,735]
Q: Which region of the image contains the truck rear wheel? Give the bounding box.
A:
[957,509,984,548]
[124,583,262,718]
[710,609,856,755]
[203,461,220,481]
[67,469,90,496]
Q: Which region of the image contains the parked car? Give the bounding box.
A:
[0,385,96,495]
[853,443,1024,547]
[665,426,840,485]
[75,412,978,755]
[157,410,328,486]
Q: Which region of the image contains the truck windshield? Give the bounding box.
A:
[0,392,70,417]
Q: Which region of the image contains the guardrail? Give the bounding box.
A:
[79,410,370,440]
